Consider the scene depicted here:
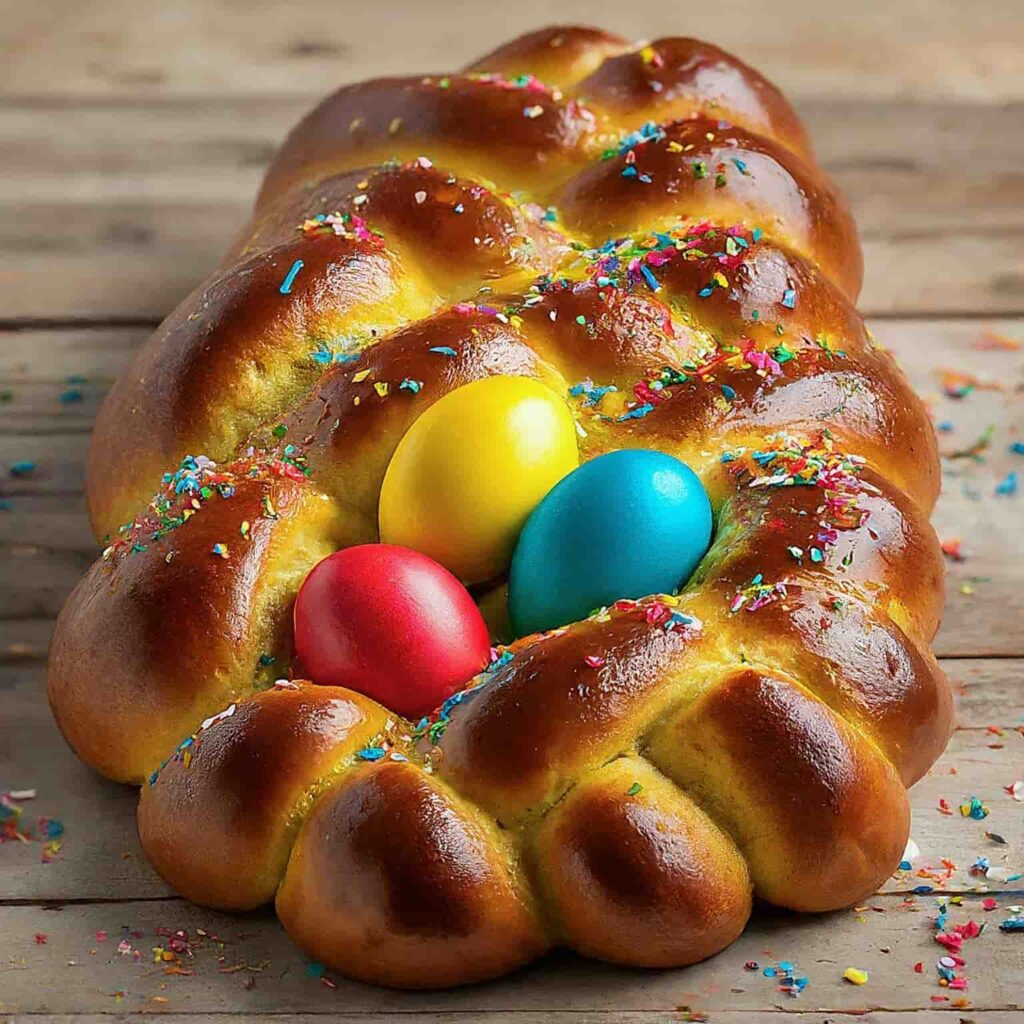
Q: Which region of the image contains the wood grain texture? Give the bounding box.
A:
[3,1018,1023,1024]
[1,0,1021,102]
[0,893,1022,1015]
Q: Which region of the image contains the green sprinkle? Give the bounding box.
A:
[626,782,643,796]
[271,423,288,438]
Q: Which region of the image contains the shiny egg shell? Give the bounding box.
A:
[378,375,579,583]
[294,544,491,719]
[508,449,713,636]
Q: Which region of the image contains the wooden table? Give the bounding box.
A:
[2,1,1022,1019]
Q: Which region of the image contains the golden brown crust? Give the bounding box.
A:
[49,26,951,989]
[576,37,812,159]
[648,667,911,911]
[137,684,387,909]
[534,758,752,965]
[276,760,548,988]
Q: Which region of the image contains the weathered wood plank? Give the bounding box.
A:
[0,619,54,662]
[1,100,1023,319]
[4,1017,1023,1024]
[2,0,1021,102]
[0,893,1021,1016]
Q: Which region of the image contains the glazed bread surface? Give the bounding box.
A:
[49,25,951,989]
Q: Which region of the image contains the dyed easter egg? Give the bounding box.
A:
[508,450,712,636]
[379,375,579,583]
[294,544,490,718]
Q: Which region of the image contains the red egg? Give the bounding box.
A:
[293,544,491,718]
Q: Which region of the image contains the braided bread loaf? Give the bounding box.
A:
[48,26,952,989]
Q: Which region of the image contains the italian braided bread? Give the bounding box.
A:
[48,26,952,989]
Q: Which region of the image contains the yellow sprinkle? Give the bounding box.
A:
[667,141,683,153]
[712,271,728,288]
[639,45,657,65]
[349,117,364,132]
[240,520,250,538]
[352,369,372,383]
[389,117,403,135]
[353,396,361,406]
[705,131,715,141]
[843,967,868,985]
[374,381,389,397]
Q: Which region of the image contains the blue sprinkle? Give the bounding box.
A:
[430,346,458,357]
[616,403,654,421]
[781,289,797,309]
[698,285,715,298]
[59,389,84,404]
[937,421,955,432]
[278,259,304,294]
[898,859,912,871]
[1009,441,1024,454]
[752,228,763,242]
[399,378,423,393]
[912,884,935,894]
[732,157,749,175]
[996,471,1019,496]
[721,384,737,401]
[356,746,387,761]
[621,165,639,178]
[10,460,35,477]
[1001,918,1024,931]
[720,452,736,463]
[639,263,660,292]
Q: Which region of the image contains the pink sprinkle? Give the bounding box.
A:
[584,655,606,668]
[983,897,998,911]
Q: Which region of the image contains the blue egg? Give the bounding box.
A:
[508,449,713,636]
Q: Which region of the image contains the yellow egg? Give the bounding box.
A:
[379,376,579,583]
